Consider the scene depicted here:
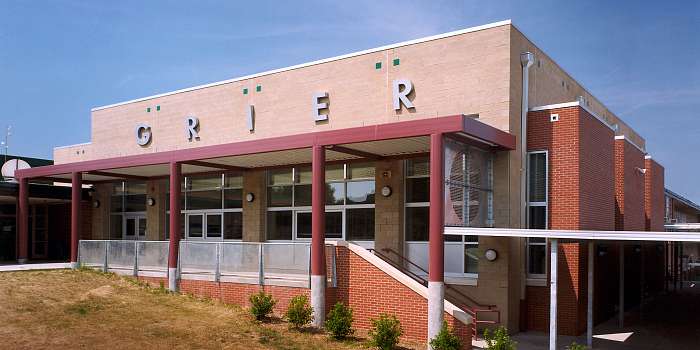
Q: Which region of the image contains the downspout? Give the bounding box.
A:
[519,52,535,306]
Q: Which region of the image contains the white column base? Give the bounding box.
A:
[168,268,178,292]
[311,274,326,328]
[70,261,79,269]
[17,258,27,264]
[427,281,445,348]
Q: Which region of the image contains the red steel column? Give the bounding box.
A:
[310,144,326,328]
[70,172,82,269]
[428,133,445,343]
[17,177,29,264]
[168,162,182,291]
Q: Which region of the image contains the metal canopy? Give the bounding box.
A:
[444,226,700,242]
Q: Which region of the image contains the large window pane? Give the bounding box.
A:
[295,211,343,239]
[528,152,547,203]
[125,182,146,195]
[326,164,345,181]
[326,182,345,205]
[188,215,203,238]
[528,242,546,275]
[267,211,292,240]
[124,194,146,212]
[346,208,374,241]
[346,181,375,204]
[189,175,222,191]
[405,206,428,241]
[110,196,123,213]
[206,214,222,238]
[296,167,312,184]
[294,184,312,206]
[528,206,547,229]
[406,177,429,203]
[110,214,123,238]
[269,169,293,185]
[187,190,222,210]
[465,245,479,274]
[223,212,243,240]
[224,188,242,208]
[296,212,312,239]
[407,157,429,177]
[224,174,243,188]
[268,186,292,207]
[348,162,375,180]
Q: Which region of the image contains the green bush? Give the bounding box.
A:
[566,342,587,350]
[369,313,402,350]
[284,295,314,329]
[429,323,462,350]
[484,326,516,350]
[325,302,354,339]
[249,291,276,321]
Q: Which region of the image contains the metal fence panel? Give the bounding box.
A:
[138,241,169,272]
[79,240,106,267]
[179,242,217,275]
[107,241,136,270]
[264,243,310,277]
[220,243,259,277]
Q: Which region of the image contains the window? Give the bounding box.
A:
[405,157,430,242]
[109,182,146,238]
[527,151,548,278]
[166,173,243,240]
[265,163,375,241]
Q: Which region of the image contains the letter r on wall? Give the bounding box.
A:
[392,79,414,111]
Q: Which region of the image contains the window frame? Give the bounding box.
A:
[526,150,549,279]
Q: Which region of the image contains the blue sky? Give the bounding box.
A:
[1,1,698,202]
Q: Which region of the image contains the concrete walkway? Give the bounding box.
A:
[0,262,70,272]
[474,283,700,349]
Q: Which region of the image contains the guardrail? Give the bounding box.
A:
[78,240,337,288]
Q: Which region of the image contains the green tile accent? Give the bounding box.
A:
[156,105,160,111]
[243,88,248,95]
[256,85,262,92]
[392,58,400,66]
[375,62,382,70]
[146,107,151,113]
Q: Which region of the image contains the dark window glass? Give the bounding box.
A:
[528,153,547,202]
[0,204,16,215]
[126,217,135,237]
[268,185,292,207]
[405,206,429,241]
[164,213,186,239]
[206,214,222,238]
[124,194,146,212]
[406,177,429,203]
[187,190,222,210]
[267,211,292,240]
[528,206,547,229]
[326,182,345,205]
[224,188,242,208]
[110,214,122,239]
[294,184,312,206]
[224,212,243,240]
[188,215,203,238]
[465,245,479,274]
[296,212,343,239]
[165,193,186,211]
[346,181,375,205]
[346,208,374,241]
[528,241,546,275]
[110,196,123,213]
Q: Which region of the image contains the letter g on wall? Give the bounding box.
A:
[135,124,152,146]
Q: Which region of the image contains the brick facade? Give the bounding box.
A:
[614,139,646,231]
[644,158,665,232]
[525,106,615,335]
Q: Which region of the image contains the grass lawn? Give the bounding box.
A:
[0,269,422,350]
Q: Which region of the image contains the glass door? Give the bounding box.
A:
[31,205,49,259]
[123,214,147,240]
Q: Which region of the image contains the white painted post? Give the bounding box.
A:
[619,242,625,328]
[258,243,265,286]
[133,241,139,277]
[103,242,109,273]
[587,241,594,348]
[215,243,221,282]
[549,238,558,350]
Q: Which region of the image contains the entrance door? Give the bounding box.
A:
[123,215,147,240]
[31,205,49,259]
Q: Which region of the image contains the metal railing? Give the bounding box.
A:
[78,240,337,288]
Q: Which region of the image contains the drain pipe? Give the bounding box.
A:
[519,52,535,307]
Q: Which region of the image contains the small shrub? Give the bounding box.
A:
[566,342,587,350]
[325,302,354,339]
[430,323,462,350]
[249,291,276,321]
[285,295,313,329]
[484,326,516,350]
[369,313,402,350]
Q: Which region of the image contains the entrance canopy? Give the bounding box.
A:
[15,114,515,181]
[444,226,700,242]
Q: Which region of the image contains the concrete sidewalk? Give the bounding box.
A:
[0,263,70,272]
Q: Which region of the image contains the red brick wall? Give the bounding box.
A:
[614,139,646,231]
[644,158,665,232]
[138,245,471,348]
[525,106,615,335]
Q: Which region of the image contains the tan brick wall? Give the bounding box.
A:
[243,170,266,242]
[91,183,111,239]
[374,159,404,255]
[146,179,166,240]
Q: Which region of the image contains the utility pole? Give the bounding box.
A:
[1,125,10,164]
